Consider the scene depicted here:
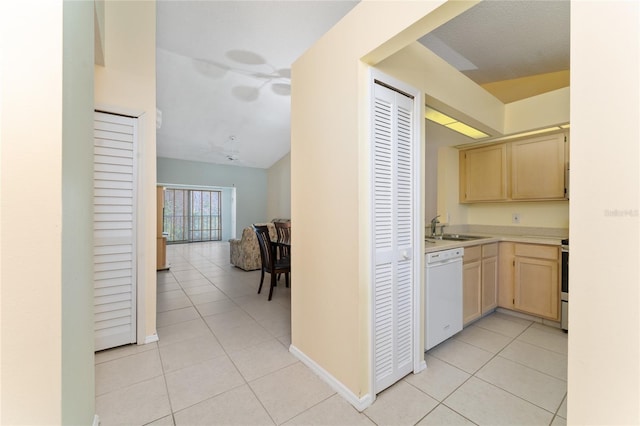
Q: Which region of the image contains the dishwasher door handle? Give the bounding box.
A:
[427,257,463,267]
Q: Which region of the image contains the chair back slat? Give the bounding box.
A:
[274,221,291,244]
[253,225,273,272]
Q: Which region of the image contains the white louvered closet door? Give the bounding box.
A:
[372,82,415,393]
[93,111,138,351]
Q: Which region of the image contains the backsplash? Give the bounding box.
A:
[444,224,568,239]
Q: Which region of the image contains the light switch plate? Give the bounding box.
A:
[512,213,521,224]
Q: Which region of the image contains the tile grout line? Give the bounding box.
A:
[184,271,294,426]
[417,318,554,425]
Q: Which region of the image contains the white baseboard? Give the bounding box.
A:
[93,414,100,426]
[289,344,373,412]
[143,333,159,344]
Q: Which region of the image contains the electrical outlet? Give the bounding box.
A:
[512,213,521,224]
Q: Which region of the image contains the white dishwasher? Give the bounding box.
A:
[425,247,464,351]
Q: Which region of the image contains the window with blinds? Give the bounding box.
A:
[163,188,222,243]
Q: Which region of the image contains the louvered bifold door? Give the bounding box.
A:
[93,111,138,351]
[372,82,414,393]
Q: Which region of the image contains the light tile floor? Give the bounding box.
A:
[95,241,568,426]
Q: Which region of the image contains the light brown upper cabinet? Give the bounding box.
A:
[459,144,508,202]
[459,131,569,203]
[511,133,567,200]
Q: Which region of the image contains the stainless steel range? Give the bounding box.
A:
[561,238,569,331]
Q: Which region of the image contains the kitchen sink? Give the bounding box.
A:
[440,234,486,241]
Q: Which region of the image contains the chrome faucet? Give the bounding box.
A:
[430,215,441,237]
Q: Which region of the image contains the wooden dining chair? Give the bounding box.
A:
[274,221,291,245]
[274,221,291,259]
[253,225,290,301]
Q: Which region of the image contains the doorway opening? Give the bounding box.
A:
[163,187,225,243]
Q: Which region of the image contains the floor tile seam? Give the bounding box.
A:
[95,370,167,398]
[180,287,240,316]
[513,337,568,357]
[553,392,568,420]
[472,323,528,339]
[451,335,512,355]
[472,375,560,415]
[421,401,480,426]
[204,318,267,338]
[240,381,279,426]
[156,304,199,315]
[94,345,159,365]
[169,382,251,422]
[402,375,467,406]
[175,277,214,287]
[195,305,277,384]
[526,326,570,340]
[551,391,569,423]
[227,313,290,341]
[273,390,338,425]
[224,336,295,368]
[156,330,219,351]
[240,309,291,327]
[146,350,177,425]
[94,344,163,368]
[493,353,568,382]
[407,359,479,409]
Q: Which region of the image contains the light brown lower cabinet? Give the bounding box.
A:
[463,246,482,324]
[463,243,498,325]
[498,242,560,321]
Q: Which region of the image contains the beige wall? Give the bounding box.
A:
[0,1,95,423]
[267,153,291,220]
[569,2,639,423]
[94,0,157,342]
[291,0,472,401]
[377,41,503,136]
[1,2,63,422]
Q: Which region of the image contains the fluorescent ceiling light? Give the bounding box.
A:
[445,122,489,139]
[425,108,456,125]
[425,107,489,140]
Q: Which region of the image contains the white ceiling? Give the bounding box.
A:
[156,0,359,169]
[419,0,569,85]
[156,0,569,169]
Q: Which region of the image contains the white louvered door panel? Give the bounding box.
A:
[372,82,415,393]
[93,111,137,351]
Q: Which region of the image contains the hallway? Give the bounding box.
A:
[95,241,567,425]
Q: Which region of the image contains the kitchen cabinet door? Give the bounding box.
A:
[463,260,482,325]
[498,242,515,309]
[514,256,560,320]
[459,144,508,202]
[511,133,566,200]
[481,255,498,314]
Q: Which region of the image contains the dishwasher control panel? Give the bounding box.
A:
[426,247,464,264]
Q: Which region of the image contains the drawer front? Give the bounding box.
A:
[464,245,482,262]
[482,242,498,258]
[514,243,558,260]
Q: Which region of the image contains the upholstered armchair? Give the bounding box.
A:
[229,222,277,271]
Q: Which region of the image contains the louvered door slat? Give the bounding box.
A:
[93,111,137,351]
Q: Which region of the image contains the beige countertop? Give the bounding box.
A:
[424,233,565,254]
